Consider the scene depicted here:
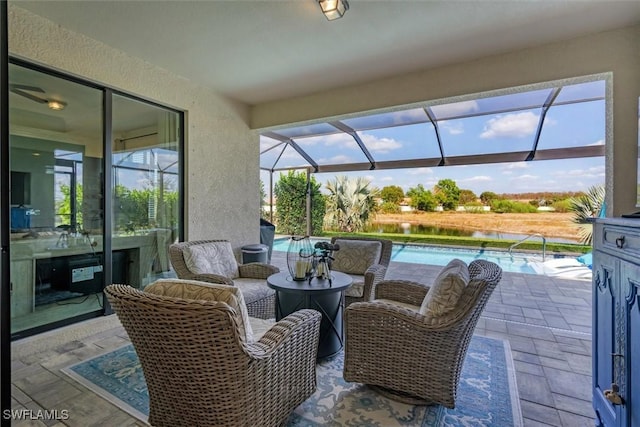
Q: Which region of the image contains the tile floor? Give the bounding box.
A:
[10,254,595,426]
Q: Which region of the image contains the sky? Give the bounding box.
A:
[261,80,609,196]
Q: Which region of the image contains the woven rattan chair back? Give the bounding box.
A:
[343,259,502,408]
[329,236,393,305]
[168,240,277,319]
[105,284,320,427]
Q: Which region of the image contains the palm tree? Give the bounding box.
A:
[569,185,605,245]
[324,176,377,232]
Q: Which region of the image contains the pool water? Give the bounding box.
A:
[272,238,541,275]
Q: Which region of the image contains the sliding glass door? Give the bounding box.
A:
[8,61,182,338]
[9,62,104,335]
[111,94,180,287]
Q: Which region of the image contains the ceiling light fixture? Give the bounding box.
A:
[47,100,66,111]
[319,0,349,20]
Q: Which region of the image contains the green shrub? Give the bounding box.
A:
[379,202,401,214]
[462,203,485,213]
[551,199,571,213]
[491,199,538,213]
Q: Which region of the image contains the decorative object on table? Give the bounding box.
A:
[287,236,315,281]
[313,241,340,285]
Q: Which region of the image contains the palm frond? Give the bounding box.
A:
[569,185,605,245]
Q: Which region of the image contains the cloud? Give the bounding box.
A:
[326,154,353,163]
[439,120,464,135]
[588,166,606,174]
[551,165,605,179]
[461,175,492,183]
[480,112,539,139]
[512,174,538,180]
[280,146,306,160]
[381,176,394,181]
[388,108,427,124]
[431,100,479,118]
[500,162,528,175]
[588,139,605,146]
[408,167,434,175]
[259,137,282,152]
[360,133,402,153]
[503,162,529,170]
[307,133,357,149]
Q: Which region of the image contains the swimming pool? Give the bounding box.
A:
[272,237,542,275]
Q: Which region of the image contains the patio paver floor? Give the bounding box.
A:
[10,253,595,426]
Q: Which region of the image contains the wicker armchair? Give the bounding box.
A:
[343,259,502,408]
[105,282,321,427]
[329,236,392,306]
[169,239,278,319]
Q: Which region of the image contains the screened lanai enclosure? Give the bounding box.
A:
[260,76,607,229]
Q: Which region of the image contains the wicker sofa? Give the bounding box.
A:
[328,236,392,306]
[343,259,502,408]
[105,279,321,427]
[169,239,278,319]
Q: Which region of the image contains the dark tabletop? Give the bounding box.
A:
[267,271,352,295]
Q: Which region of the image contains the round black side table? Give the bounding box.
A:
[267,271,352,360]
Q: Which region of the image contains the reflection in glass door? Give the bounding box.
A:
[8,61,183,338]
[9,62,104,335]
[111,94,181,288]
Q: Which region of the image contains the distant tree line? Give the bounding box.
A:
[265,173,601,235]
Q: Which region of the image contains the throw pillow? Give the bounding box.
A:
[331,239,382,275]
[182,241,240,279]
[145,279,254,342]
[419,258,469,317]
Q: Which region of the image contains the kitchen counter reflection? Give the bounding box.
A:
[9,229,173,318]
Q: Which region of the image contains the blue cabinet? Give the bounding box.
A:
[593,219,640,427]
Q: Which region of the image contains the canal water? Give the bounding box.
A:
[361,222,578,244]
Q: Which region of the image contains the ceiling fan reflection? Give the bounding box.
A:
[9,83,66,110]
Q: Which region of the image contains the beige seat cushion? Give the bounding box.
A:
[232,278,275,305]
[182,241,240,279]
[343,274,364,298]
[419,259,469,317]
[331,239,382,275]
[249,317,275,340]
[375,298,420,312]
[145,279,254,342]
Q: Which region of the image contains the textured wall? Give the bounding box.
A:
[8,5,260,252]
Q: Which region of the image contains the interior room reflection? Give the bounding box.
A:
[9,62,181,335]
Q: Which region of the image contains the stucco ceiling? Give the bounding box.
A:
[12,0,640,105]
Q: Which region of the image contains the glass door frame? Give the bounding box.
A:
[1,0,12,416]
[5,58,184,337]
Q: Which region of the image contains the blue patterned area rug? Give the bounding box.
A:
[61,335,522,427]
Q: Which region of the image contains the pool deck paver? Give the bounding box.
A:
[10,253,595,427]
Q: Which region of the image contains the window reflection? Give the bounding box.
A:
[9,62,104,335]
[9,62,183,338]
[112,95,181,285]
